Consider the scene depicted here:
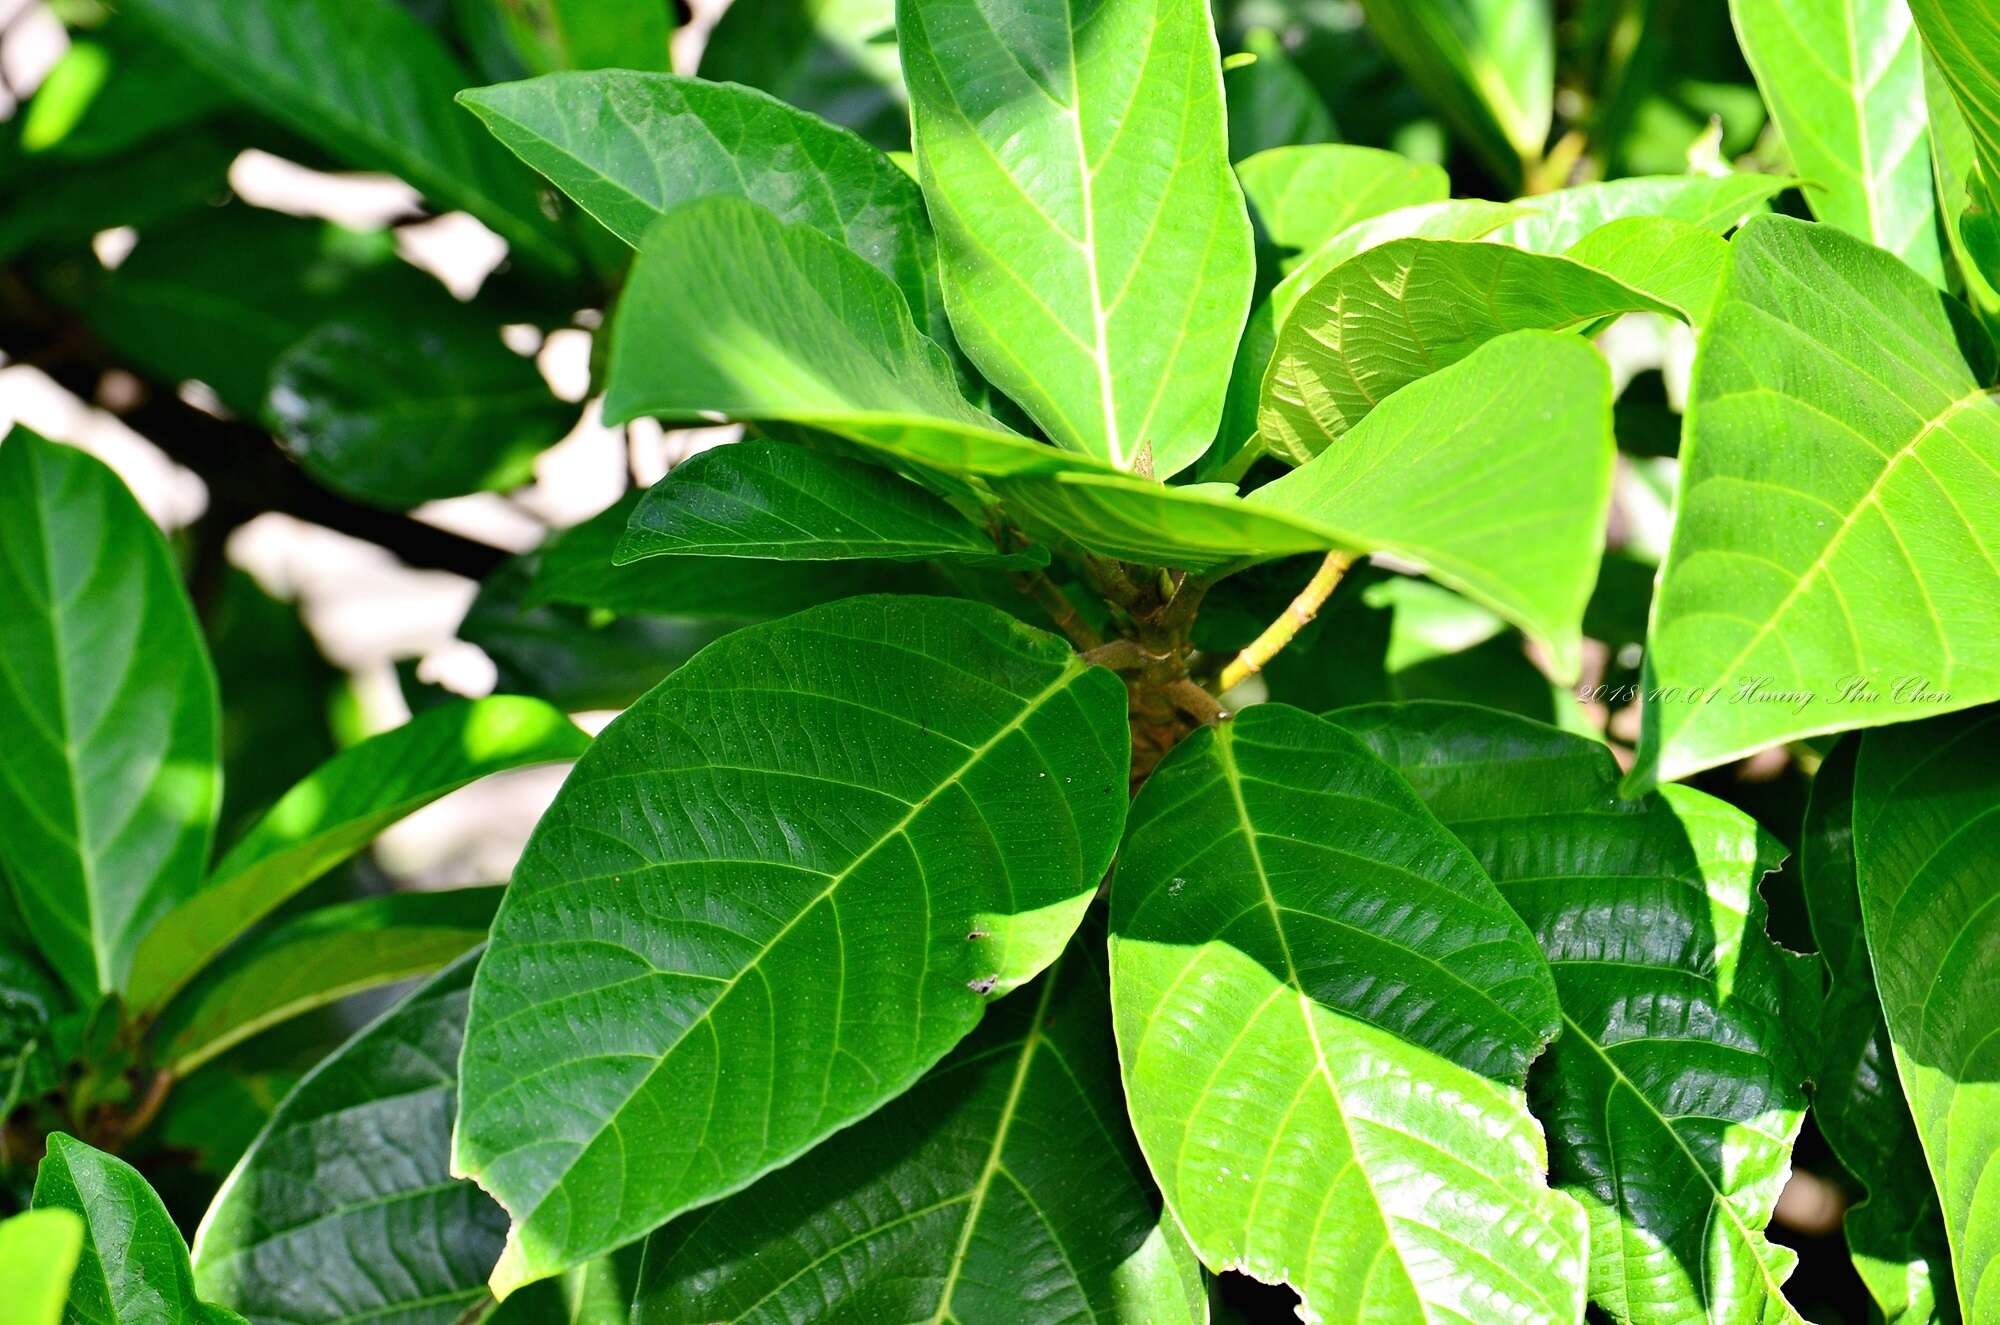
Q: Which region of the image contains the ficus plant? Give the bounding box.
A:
[1,0,1998,1323]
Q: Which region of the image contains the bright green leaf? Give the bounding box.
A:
[633,944,1204,1325]
[194,954,507,1325]
[119,0,572,271]
[1908,0,2000,220]
[1488,172,1791,252]
[1924,50,2000,325]
[1855,709,2000,1323]
[34,1133,247,1325]
[152,887,501,1077]
[0,1209,84,1325]
[455,596,1130,1292]
[899,0,1255,477]
[268,314,573,509]
[1354,0,1553,185]
[617,439,1028,566]
[0,428,219,1001]
[1236,145,1452,279]
[493,0,674,75]
[1801,738,1954,1324]
[1731,0,1942,282]
[1633,214,2000,788]
[125,697,586,1018]
[1563,215,1732,323]
[1332,701,1816,1325]
[1109,704,1583,1323]
[459,71,952,352]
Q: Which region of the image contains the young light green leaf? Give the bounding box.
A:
[1331,701,1816,1325]
[1354,0,1553,185]
[152,887,501,1077]
[1488,172,1791,252]
[1633,214,2000,788]
[455,596,1131,1293]
[601,196,1088,480]
[1252,330,1614,681]
[1237,146,1449,274]
[0,428,219,1002]
[1258,237,1679,456]
[633,945,1204,1325]
[125,697,586,1018]
[195,954,508,1325]
[899,0,1255,476]
[458,71,952,351]
[698,0,905,151]
[268,314,573,509]
[617,440,1034,567]
[1731,0,1942,283]
[1563,215,1732,323]
[1908,0,2000,212]
[1109,704,1583,1323]
[0,1209,84,1325]
[34,1133,248,1325]
[1801,739,1954,1324]
[1855,709,2000,1324]
[119,0,572,271]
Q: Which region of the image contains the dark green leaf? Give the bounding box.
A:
[0,428,219,1001]
[125,697,586,1018]
[194,954,506,1325]
[1633,215,2000,788]
[1801,738,1955,1324]
[11,21,232,161]
[1353,0,1552,185]
[1730,0,1942,282]
[120,0,574,270]
[455,596,1130,1291]
[0,1209,84,1325]
[634,944,1204,1324]
[1109,704,1584,1321]
[491,0,674,75]
[460,71,952,354]
[1333,701,1816,1325]
[1224,28,1337,161]
[151,887,501,1077]
[0,129,235,262]
[1854,709,2000,1322]
[33,1133,246,1325]
[618,440,1034,566]
[698,0,907,151]
[899,0,1255,477]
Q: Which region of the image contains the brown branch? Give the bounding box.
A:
[1012,569,1104,651]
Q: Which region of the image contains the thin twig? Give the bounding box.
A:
[1214,551,1351,694]
[1012,570,1103,651]
[1165,678,1228,725]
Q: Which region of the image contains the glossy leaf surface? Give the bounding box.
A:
[34,1133,246,1325]
[126,697,585,1017]
[1109,704,1582,1323]
[1730,0,1942,281]
[899,0,1254,476]
[1333,701,1815,1325]
[195,955,508,1325]
[634,947,1203,1325]
[0,428,219,1001]
[1635,214,2000,787]
[1855,710,2000,1323]
[455,596,1130,1292]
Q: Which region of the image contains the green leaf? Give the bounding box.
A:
[1237,146,1452,279]
[13,20,232,161]
[1801,738,1954,1324]
[120,0,573,271]
[1224,28,1338,161]
[1633,214,2000,788]
[1563,215,1732,323]
[1108,704,1584,1322]
[601,196,1081,480]
[633,942,1204,1325]
[1257,237,1680,458]
[152,887,501,1077]
[1854,709,2000,1323]
[268,314,572,509]
[698,0,906,151]
[0,128,237,263]
[0,1209,84,1325]
[617,440,1035,567]
[492,0,674,75]
[1353,0,1553,185]
[125,697,586,1018]
[1251,330,1614,681]
[455,596,1130,1292]
[1730,0,1942,283]
[1487,172,1791,252]
[1908,0,2000,225]
[1924,51,2000,325]
[459,71,952,353]
[899,0,1255,477]
[1332,701,1816,1325]
[34,1133,247,1325]
[0,428,219,1001]
[194,954,508,1325]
